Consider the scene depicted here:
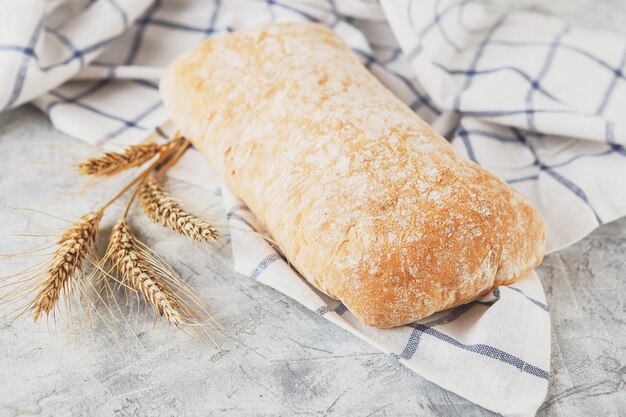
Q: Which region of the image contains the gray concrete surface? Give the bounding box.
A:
[0,105,624,417]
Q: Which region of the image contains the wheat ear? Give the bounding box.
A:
[32,211,102,321]
[106,219,183,326]
[78,142,163,176]
[138,175,219,242]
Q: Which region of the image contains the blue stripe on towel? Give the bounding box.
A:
[249,254,279,280]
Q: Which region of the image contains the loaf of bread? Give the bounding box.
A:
[160,23,546,328]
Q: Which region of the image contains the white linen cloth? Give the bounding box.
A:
[2,0,626,415]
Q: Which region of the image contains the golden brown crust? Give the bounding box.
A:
[160,23,546,328]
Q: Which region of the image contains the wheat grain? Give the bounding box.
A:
[107,219,183,326]
[139,175,219,242]
[32,211,102,321]
[78,142,162,176]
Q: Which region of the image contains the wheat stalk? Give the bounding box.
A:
[6,134,216,336]
[106,219,183,326]
[138,175,219,242]
[32,211,102,321]
[78,142,163,176]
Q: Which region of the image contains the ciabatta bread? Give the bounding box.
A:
[160,23,546,328]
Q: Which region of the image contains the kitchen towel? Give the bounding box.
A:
[2,0,626,415]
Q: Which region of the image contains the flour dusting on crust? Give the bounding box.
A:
[160,23,546,328]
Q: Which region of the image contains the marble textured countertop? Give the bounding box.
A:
[0,104,624,417]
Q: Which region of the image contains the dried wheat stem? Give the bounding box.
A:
[99,138,184,212]
[155,139,191,176]
[78,142,163,176]
[118,138,189,218]
[32,211,102,321]
[138,175,219,242]
[107,219,183,326]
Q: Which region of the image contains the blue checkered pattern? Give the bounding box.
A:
[222,180,550,416]
[27,0,436,145]
[384,0,626,251]
[3,0,626,415]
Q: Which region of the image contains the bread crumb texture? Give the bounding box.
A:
[160,23,546,328]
